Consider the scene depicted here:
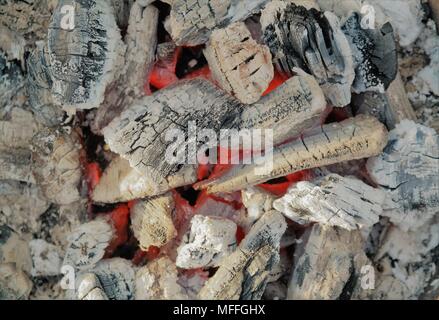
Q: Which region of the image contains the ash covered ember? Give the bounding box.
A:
[1,0,439,302]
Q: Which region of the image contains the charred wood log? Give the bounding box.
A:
[204,22,274,104]
[261,1,355,107]
[197,115,388,194]
[47,0,125,110]
[164,0,269,46]
[198,210,286,300]
[103,73,326,197]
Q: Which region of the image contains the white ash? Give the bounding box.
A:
[273,174,385,230]
[176,215,237,269]
[76,273,108,300]
[0,263,33,300]
[29,239,61,277]
[62,218,114,271]
[135,257,188,300]
[130,193,177,250]
[241,187,276,231]
[367,120,439,231]
[178,271,209,299]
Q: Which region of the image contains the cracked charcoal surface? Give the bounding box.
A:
[261,1,355,107]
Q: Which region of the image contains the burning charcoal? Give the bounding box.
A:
[198,210,286,300]
[273,174,386,230]
[103,73,325,196]
[135,257,188,300]
[164,0,269,46]
[26,43,64,127]
[260,1,355,107]
[131,193,177,250]
[204,22,274,104]
[76,273,108,300]
[367,120,439,231]
[92,3,158,132]
[176,215,237,269]
[63,218,114,271]
[0,225,32,274]
[241,187,276,230]
[29,239,61,277]
[198,115,388,194]
[288,224,370,300]
[31,128,82,205]
[47,0,125,110]
[0,263,33,300]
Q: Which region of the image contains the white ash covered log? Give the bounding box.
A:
[204,21,274,104]
[288,224,370,300]
[176,215,237,269]
[76,273,109,300]
[135,257,188,300]
[103,73,325,197]
[198,210,286,300]
[260,1,355,107]
[0,263,33,300]
[31,128,82,205]
[63,218,114,271]
[273,174,386,230]
[0,225,32,274]
[130,193,177,250]
[164,0,269,46]
[367,120,439,231]
[92,3,158,133]
[197,115,388,194]
[241,187,277,231]
[47,0,125,110]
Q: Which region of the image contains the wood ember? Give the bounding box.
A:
[130,193,177,250]
[241,187,276,230]
[0,225,32,274]
[135,257,188,300]
[76,258,135,300]
[198,210,286,300]
[176,215,237,269]
[0,263,33,300]
[204,22,274,104]
[29,239,61,277]
[63,218,114,271]
[47,0,125,110]
[197,115,388,194]
[288,224,370,299]
[273,174,385,230]
[260,1,355,107]
[92,3,158,133]
[31,128,82,205]
[367,120,439,231]
[0,149,34,183]
[103,72,325,196]
[164,0,269,46]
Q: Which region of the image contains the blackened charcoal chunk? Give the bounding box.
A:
[342,13,397,94]
[47,0,124,110]
[261,2,355,107]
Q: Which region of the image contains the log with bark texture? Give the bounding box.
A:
[260,1,355,107]
[92,3,158,133]
[204,22,274,104]
[273,174,385,230]
[47,0,125,110]
[367,120,439,232]
[198,210,286,300]
[62,218,114,271]
[135,257,188,300]
[75,258,135,300]
[130,193,177,250]
[164,0,269,46]
[176,215,237,269]
[27,42,64,127]
[0,263,33,300]
[196,115,388,194]
[31,128,82,205]
[288,224,370,300]
[103,73,326,197]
